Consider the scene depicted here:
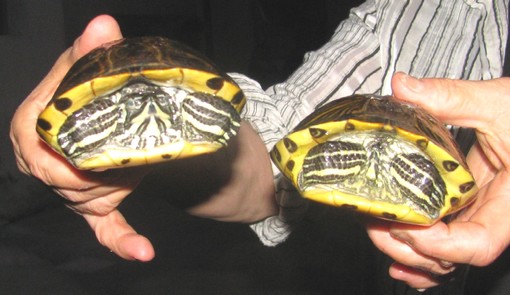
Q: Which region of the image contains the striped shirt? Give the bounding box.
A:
[231,0,509,246]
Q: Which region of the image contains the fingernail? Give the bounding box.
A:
[401,74,424,93]
[439,260,455,269]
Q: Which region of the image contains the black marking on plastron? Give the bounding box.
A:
[54,97,73,111]
[345,122,355,131]
[231,90,245,105]
[382,212,397,220]
[283,138,298,153]
[309,127,327,138]
[443,161,459,172]
[286,160,295,171]
[459,181,475,193]
[416,139,428,150]
[37,118,52,131]
[121,159,131,165]
[206,77,225,90]
[271,147,282,163]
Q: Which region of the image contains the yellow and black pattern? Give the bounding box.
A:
[301,141,367,185]
[271,95,477,225]
[37,37,245,170]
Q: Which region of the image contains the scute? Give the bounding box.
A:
[270,95,477,225]
[37,36,245,170]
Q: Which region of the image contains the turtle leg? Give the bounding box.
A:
[57,96,120,161]
[181,92,241,145]
[300,140,368,190]
[390,153,446,219]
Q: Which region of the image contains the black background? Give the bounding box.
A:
[1,1,509,294]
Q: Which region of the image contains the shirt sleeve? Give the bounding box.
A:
[267,0,508,131]
[232,0,508,246]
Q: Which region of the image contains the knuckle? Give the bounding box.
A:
[82,199,115,216]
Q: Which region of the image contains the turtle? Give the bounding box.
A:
[37,36,245,170]
[270,95,477,225]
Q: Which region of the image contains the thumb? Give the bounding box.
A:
[56,14,123,79]
[391,72,510,131]
[84,210,155,261]
[72,14,123,58]
[24,15,123,107]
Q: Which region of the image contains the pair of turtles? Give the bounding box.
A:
[37,37,477,225]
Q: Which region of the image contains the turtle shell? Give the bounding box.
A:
[37,36,245,170]
[270,95,477,225]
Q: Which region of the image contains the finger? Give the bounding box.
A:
[391,72,510,169]
[24,14,122,108]
[84,210,155,261]
[71,14,123,58]
[58,182,136,214]
[389,208,504,266]
[10,15,123,184]
[366,220,454,275]
[389,263,442,290]
[391,72,510,131]
[465,142,498,187]
[48,166,147,203]
[390,170,510,266]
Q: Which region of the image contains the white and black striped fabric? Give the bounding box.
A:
[232,0,509,246]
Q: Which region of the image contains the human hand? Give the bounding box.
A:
[10,14,278,261]
[10,15,155,261]
[366,72,510,289]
